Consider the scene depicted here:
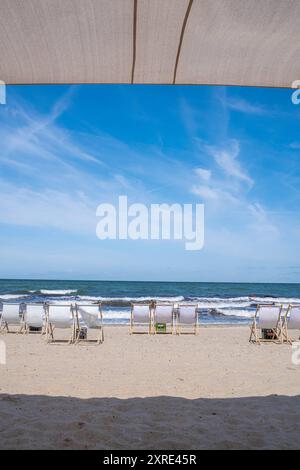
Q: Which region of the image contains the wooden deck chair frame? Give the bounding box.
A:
[153,303,175,334]
[0,303,23,334]
[249,304,283,344]
[176,304,199,335]
[20,303,46,335]
[45,303,75,344]
[130,303,152,334]
[282,304,300,344]
[74,303,104,345]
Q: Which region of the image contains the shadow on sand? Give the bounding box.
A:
[0,394,299,449]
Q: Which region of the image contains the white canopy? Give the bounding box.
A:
[0,0,299,87]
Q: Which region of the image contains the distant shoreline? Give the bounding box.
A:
[0,278,300,285]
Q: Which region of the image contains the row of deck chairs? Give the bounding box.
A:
[1,302,299,343]
[249,304,300,344]
[130,303,199,335]
[0,303,104,344]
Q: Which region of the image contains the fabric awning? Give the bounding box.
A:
[0,0,299,87]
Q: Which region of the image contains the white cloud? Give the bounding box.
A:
[0,179,95,234]
[192,139,254,208]
[206,140,254,187]
[191,184,240,205]
[247,202,279,236]
[192,185,218,200]
[195,168,211,181]
[289,142,300,149]
[222,97,266,115]
[0,92,131,236]
[179,98,199,136]
[191,140,279,239]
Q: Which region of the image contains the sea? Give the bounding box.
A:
[0,279,299,325]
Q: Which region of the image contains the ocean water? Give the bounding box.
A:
[0,279,299,325]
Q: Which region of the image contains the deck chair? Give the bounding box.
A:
[74,303,104,344]
[177,304,199,335]
[45,304,75,344]
[282,305,300,344]
[130,304,152,334]
[21,304,46,334]
[249,304,283,344]
[153,303,175,334]
[0,304,22,333]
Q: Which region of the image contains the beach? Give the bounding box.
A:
[1,325,299,449]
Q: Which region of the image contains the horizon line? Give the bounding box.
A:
[0,278,300,285]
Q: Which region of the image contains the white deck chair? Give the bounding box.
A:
[74,303,104,344]
[249,304,283,344]
[177,304,199,335]
[45,304,75,344]
[153,304,175,334]
[282,305,300,344]
[0,304,22,333]
[130,304,152,334]
[21,304,45,334]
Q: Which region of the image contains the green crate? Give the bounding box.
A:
[155,322,166,333]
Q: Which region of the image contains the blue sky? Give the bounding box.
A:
[0,84,300,282]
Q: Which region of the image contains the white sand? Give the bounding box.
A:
[0,325,299,449]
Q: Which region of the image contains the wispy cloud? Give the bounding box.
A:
[192,185,218,200]
[0,179,94,233]
[195,168,211,181]
[205,140,254,187]
[177,92,285,254]
[223,97,267,115]
[179,98,199,137]
[192,184,239,204]
[289,141,300,149]
[0,90,126,234]
[247,202,279,236]
[0,91,205,235]
[191,138,280,239]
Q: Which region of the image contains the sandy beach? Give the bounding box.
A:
[0,325,299,449]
